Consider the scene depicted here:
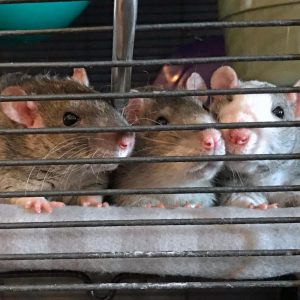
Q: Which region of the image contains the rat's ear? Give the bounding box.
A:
[185,72,208,102]
[1,86,41,128]
[123,96,145,125]
[287,80,300,118]
[211,66,239,89]
[71,68,89,87]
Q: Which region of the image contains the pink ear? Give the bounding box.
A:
[123,98,145,124]
[185,72,208,102]
[71,68,89,87]
[210,66,239,89]
[1,86,40,128]
[288,80,300,118]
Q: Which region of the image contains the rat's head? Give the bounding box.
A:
[210,66,300,163]
[0,69,135,173]
[123,73,225,180]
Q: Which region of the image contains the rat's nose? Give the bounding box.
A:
[117,132,135,151]
[228,129,250,145]
[201,129,220,151]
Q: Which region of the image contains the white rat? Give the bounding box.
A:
[0,68,135,213]
[209,66,300,208]
[112,73,225,208]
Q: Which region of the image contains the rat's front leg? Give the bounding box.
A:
[221,192,277,209]
[10,197,65,213]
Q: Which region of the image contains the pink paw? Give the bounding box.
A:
[249,203,278,210]
[15,197,65,213]
[79,196,108,208]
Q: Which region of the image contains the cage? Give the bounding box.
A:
[0,0,299,300]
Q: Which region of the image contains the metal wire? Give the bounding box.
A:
[0,20,299,36]
[0,55,299,69]
[0,217,300,229]
[1,87,300,103]
[0,153,299,167]
[0,121,299,136]
[0,185,299,198]
[0,0,83,3]
[0,280,300,292]
[0,249,299,261]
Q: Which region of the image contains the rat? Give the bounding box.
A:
[112,72,225,208]
[0,68,135,213]
[209,66,300,208]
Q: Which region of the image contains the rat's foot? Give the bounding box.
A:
[79,196,108,208]
[12,197,65,213]
[249,203,278,210]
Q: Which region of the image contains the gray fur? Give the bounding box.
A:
[112,87,225,207]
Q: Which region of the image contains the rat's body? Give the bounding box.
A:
[112,75,225,207]
[0,70,134,212]
[210,66,300,208]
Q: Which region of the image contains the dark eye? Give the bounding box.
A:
[63,112,80,126]
[155,116,169,125]
[272,106,284,119]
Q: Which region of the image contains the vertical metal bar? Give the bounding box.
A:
[111,0,138,110]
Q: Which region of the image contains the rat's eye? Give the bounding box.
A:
[63,112,80,126]
[272,106,284,119]
[155,116,169,125]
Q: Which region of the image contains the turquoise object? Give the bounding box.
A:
[0,1,90,45]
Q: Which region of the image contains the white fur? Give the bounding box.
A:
[219,94,279,155]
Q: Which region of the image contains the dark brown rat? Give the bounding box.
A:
[0,68,135,213]
[112,73,225,208]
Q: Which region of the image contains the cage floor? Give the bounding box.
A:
[0,205,299,280]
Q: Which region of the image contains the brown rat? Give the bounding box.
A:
[0,68,135,213]
[112,73,225,208]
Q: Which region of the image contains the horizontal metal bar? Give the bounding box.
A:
[0,121,299,133]
[1,20,300,37]
[1,217,300,229]
[0,153,299,167]
[1,249,300,261]
[0,121,299,136]
[0,280,300,292]
[0,185,300,198]
[0,55,299,69]
[1,87,300,103]
[0,0,83,3]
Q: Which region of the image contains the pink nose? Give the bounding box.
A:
[201,130,220,150]
[117,133,135,150]
[228,129,250,145]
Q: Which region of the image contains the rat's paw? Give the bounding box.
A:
[14,197,65,213]
[249,203,278,210]
[224,194,269,209]
[79,196,108,208]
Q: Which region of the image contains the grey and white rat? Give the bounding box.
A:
[209,66,300,208]
[112,73,225,208]
[0,68,135,213]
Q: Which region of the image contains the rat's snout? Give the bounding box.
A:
[117,132,135,152]
[227,128,250,145]
[200,129,221,151]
